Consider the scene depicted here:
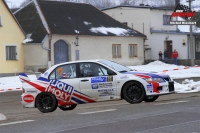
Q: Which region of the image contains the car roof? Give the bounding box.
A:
[53,59,104,67]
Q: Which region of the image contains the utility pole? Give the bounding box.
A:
[187,0,195,66]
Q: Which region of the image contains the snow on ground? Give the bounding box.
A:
[0,60,200,94]
[0,75,37,92]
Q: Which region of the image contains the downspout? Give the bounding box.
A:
[187,35,189,66]
[48,34,52,68]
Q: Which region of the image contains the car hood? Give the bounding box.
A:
[121,71,169,78]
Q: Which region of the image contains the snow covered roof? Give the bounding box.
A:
[37,1,145,37]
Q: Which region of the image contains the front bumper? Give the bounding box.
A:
[146,81,175,96]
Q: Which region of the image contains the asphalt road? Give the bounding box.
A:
[1,91,200,133]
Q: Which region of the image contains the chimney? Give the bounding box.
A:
[175,0,180,6]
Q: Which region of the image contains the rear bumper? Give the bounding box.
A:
[21,93,37,108]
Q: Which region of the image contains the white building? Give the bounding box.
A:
[102,4,198,65]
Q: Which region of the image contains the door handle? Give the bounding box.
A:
[81,79,89,82]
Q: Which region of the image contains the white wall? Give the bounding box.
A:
[103,7,151,49]
[24,44,49,71]
[51,35,145,66]
[150,33,188,60]
[150,9,176,31]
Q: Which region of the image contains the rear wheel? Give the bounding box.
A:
[122,81,145,104]
[144,96,159,102]
[35,92,57,113]
[59,104,77,111]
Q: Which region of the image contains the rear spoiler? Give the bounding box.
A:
[19,73,30,82]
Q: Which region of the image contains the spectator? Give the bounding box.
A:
[158,51,163,61]
[172,49,178,65]
[164,49,168,63]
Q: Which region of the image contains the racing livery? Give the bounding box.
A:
[19,60,174,113]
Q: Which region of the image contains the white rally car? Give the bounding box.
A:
[19,60,174,113]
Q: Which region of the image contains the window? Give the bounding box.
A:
[6,46,17,60]
[129,44,137,57]
[112,44,121,58]
[196,41,200,52]
[79,62,114,77]
[0,15,2,26]
[163,15,171,25]
[49,64,76,80]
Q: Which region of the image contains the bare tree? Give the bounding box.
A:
[119,0,140,5]
[83,0,115,9]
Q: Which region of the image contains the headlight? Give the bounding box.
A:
[152,78,165,82]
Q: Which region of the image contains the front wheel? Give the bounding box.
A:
[35,92,57,113]
[122,81,145,104]
[59,104,77,111]
[144,96,159,102]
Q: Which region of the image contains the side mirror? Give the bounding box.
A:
[107,69,116,75]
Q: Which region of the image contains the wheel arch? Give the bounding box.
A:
[120,80,146,100]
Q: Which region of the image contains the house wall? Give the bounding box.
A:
[103,7,151,50]
[0,1,25,75]
[150,9,176,31]
[24,35,144,72]
[24,44,49,72]
[150,33,188,60]
[51,35,144,66]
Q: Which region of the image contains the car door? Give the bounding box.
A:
[78,62,117,101]
[48,63,80,103]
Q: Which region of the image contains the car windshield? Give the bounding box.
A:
[99,60,132,73]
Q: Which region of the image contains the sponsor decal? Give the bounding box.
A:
[46,80,74,102]
[146,84,153,92]
[170,4,196,25]
[98,83,113,88]
[107,76,113,82]
[91,84,98,89]
[91,77,106,83]
[120,75,129,79]
[98,89,115,97]
[27,90,37,93]
[23,95,34,103]
[44,72,48,76]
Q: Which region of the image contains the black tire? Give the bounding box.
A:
[35,92,57,113]
[122,81,145,104]
[59,104,77,111]
[144,96,159,102]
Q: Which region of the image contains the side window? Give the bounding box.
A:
[163,15,172,25]
[112,44,121,58]
[79,62,115,77]
[0,15,2,26]
[5,45,17,60]
[49,64,76,80]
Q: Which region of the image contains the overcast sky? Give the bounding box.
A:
[6,0,200,9]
